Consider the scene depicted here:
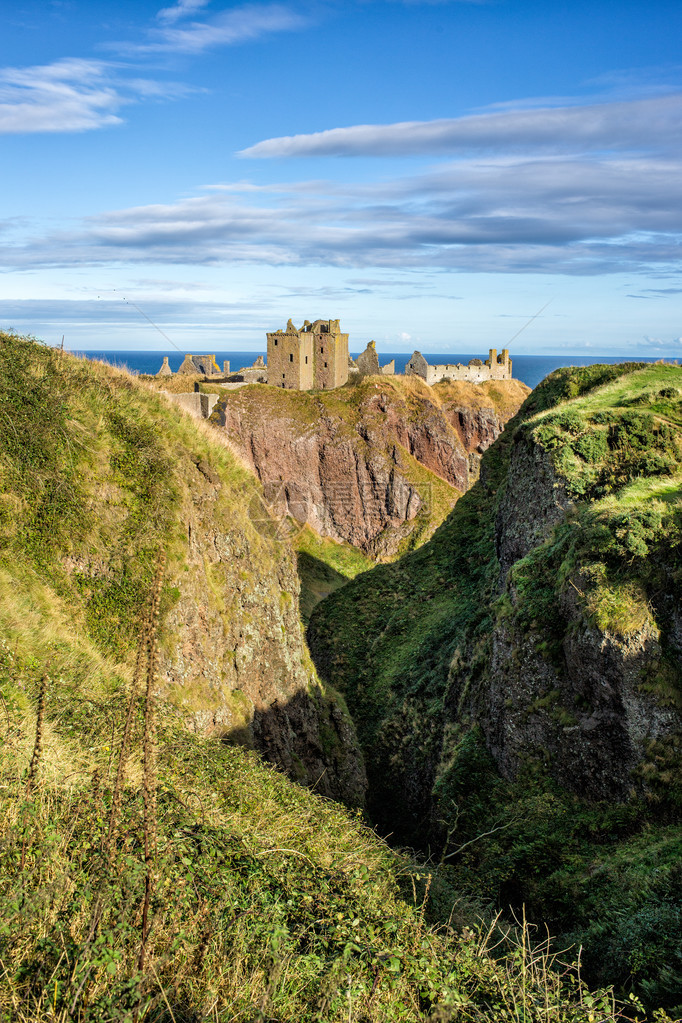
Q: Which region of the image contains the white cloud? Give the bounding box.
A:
[118,3,307,55]
[157,0,212,24]
[365,0,490,4]
[642,335,682,347]
[0,6,306,134]
[0,297,252,325]
[239,93,682,158]
[0,59,125,134]
[0,58,187,135]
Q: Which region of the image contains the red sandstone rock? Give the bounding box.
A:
[212,378,529,556]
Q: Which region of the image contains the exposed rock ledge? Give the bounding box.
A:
[212,377,529,557]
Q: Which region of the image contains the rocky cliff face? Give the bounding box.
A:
[160,456,365,805]
[308,363,682,831]
[494,436,572,578]
[211,377,528,557]
[459,436,680,802]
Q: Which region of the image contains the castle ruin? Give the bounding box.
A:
[406,348,511,385]
[153,329,513,402]
[267,318,349,390]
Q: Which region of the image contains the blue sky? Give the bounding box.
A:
[1,0,682,355]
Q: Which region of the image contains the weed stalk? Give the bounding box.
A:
[25,673,47,796]
[105,620,150,859]
[138,552,166,973]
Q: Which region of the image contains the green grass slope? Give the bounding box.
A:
[0,333,632,1022]
[308,362,682,1015]
[0,330,368,804]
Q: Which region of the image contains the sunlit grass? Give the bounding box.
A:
[593,474,682,509]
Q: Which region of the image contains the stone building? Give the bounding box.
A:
[266,318,349,390]
[406,348,511,385]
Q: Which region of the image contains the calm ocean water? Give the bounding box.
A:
[74,350,672,392]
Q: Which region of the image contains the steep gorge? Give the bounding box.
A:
[5,335,681,1020]
[309,362,682,822]
[308,362,682,1009]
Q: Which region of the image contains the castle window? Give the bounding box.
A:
[324,362,328,368]
[305,356,308,364]
[320,347,324,354]
[282,373,285,379]
[274,339,278,346]
[289,353,294,362]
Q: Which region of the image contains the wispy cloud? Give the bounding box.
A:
[363,0,491,5]
[3,142,682,275]
[115,3,307,55]
[641,335,682,348]
[5,79,682,274]
[240,93,682,158]
[0,58,187,134]
[630,286,682,297]
[0,296,258,329]
[157,0,212,24]
[0,59,126,134]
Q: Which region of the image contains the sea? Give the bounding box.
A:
[73,350,675,392]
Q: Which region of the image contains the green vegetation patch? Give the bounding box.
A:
[294,526,374,623]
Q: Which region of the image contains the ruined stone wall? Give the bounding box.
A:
[356,343,380,378]
[333,329,349,386]
[486,348,512,380]
[266,319,349,390]
[177,354,221,376]
[407,348,512,385]
[425,362,491,385]
[162,391,219,418]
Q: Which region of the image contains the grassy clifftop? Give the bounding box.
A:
[0,333,629,1022]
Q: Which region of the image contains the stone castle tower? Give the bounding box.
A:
[485,348,511,379]
[266,319,349,390]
